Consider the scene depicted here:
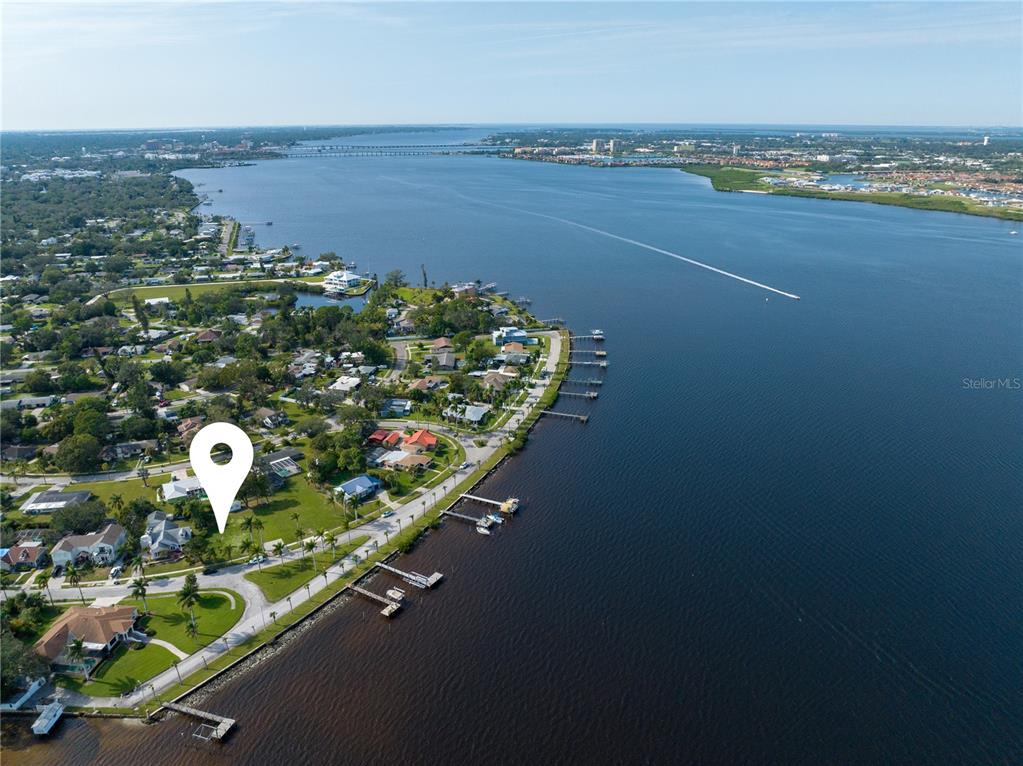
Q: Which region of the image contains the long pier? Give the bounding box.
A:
[541,410,589,423]
[375,562,443,589]
[441,509,486,523]
[163,702,235,740]
[569,350,607,357]
[559,391,598,399]
[351,585,401,617]
[563,378,603,386]
[569,334,605,341]
[460,494,520,513]
[571,361,609,368]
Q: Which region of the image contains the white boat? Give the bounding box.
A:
[590,329,604,335]
[488,513,504,524]
[386,587,406,602]
[475,524,491,536]
[32,702,64,736]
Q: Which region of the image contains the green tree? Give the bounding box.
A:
[177,573,200,620]
[130,577,150,613]
[55,433,102,473]
[65,563,86,604]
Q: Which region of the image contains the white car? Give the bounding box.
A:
[460,462,473,470]
[249,554,267,565]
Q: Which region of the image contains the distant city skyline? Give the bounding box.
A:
[2,1,1020,131]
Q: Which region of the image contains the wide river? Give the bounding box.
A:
[6,132,1021,764]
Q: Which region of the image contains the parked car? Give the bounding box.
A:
[248,554,267,565]
[202,565,219,575]
[109,565,123,578]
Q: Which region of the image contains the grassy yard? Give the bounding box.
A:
[245,536,369,601]
[69,476,158,506]
[126,589,244,654]
[222,474,347,549]
[64,642,178,697]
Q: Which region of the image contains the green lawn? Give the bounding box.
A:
[245,536,368,601]
[64,642,178,697]
[126,589,244,654]
[69,476,158,506]
[106,276,327,305]
[222,474,348,549]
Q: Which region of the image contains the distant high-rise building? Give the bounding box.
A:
[591,139,602,153]
[732,144,739,156]
[608,139,620,154]
[983,135,990,146]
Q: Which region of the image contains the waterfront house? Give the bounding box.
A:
[50,524,125,567]
[336,475,382,503]
[34,605,139,677]
[323,270,366,292]
[140,511,192,559]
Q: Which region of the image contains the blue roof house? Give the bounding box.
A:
[336,475,382,503]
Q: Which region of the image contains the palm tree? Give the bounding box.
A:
[185,615,200,642]
[251,518,265,550]
[240,516,254,543]
[130,577,150,614]
[177,576,201,621]
[66,563,86,604]
[38,570,54,605]
[67,637,90,680]
[272,541,286,566]
[130,553,146,577]
[137,466,150,487]
[304,540,317,571]
[222,542,235,563]
[242,540,262,570]
[323,533,337,562]
[109,494,124,515]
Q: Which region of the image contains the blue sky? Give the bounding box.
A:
[2,2,1020,130]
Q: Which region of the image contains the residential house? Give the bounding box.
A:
[396,454,433,473]
[366,429,391,446]
[193,329,221,344]
[252,407,288,429]
[159,476,204,503]
[100,440,158,462]
[431,337,454,353]
[21,490,93,515]
[2,445,38,462]
[409,375,445,393]
[140,511,192,559]
[177,416,203,442]
[34,605,140,676]
[380,399,412,417]
[0,542,49,572]
[430,351,456,370]
[483,371,512,391]
[382,431,404,449]
[257,447,304,480]
[323,270,367,292]
[178,377,200,392]
[329,375,361,394]
[403,429,438,453]
[335,475,381,503]
[50,524,125,567]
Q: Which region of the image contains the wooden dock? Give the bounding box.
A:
[569,334,604,341]
[559,391,598,399]
[541,410,589,423]
[351,585,402,617]
[164,702,235,740]
[571,361,608,368]
[460,494,520,513]
[441,509,486,523]
[563,378,603,386]
[569,350,607,357]
[375,562,443,589]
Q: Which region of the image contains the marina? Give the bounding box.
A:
[350,585,402,617]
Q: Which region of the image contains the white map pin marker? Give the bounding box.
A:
[189,422,254,534]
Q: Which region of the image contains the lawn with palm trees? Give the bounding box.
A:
[125,589,245,654]
[61,642,179,697]
[245,535,369,601]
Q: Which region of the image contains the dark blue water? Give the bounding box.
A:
[11,137,1021,765]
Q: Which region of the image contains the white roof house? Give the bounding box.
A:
[323,270,366,292]
[329,375,361,393]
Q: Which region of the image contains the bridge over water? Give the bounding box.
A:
[283,144,510,158]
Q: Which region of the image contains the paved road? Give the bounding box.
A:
[37,330,562,708]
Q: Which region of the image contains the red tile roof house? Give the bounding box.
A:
[502,342,526,353]
[367,429,391,446]
[382,431,404,449]
[403,429,438,453]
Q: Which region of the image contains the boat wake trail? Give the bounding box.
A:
[448,190,803,301]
